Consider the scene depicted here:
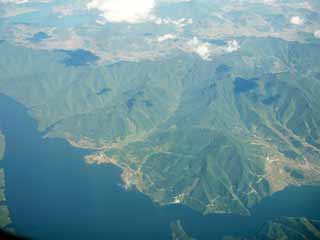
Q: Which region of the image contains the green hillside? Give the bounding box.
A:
[224,217,320,240]
[0,37,320,215]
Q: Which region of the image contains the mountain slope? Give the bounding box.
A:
[0,38,320,215]
[224,217,320,240]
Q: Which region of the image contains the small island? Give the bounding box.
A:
[0,132,12,230]
[171,220,195,240]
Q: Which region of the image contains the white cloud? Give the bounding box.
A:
[153,17,192,27]
[87,0,194,25]
[157,33,176,42]
[96,19,106,25]
[226,40,240,53]
[290,16,304,25]
[87,0,156,23]
[314,30,320,39]
[187,37,211,60]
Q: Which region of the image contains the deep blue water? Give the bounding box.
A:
[59,49,99,67]
[28,32,50,43]
[0,93,320,240]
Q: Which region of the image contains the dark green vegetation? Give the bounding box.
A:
[0,37,320,216]
[0,205,10,229]
[224,217,320,240]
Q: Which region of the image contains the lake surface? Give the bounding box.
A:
[0,93,320,240]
